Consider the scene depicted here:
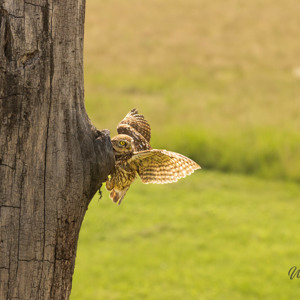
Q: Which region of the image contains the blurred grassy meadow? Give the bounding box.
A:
[71,0,300,299]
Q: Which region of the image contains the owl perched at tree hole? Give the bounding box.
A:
[106,109,201,204]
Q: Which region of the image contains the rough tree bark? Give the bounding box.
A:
[0,0,114,299]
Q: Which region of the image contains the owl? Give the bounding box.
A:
[106,109,201,204]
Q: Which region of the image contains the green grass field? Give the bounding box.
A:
[71,0,300,298]
[84,0,300,182]
[71,172,300,299]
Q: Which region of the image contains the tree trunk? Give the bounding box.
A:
[0,1,114,299]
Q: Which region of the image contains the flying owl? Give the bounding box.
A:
[106,109,201,204]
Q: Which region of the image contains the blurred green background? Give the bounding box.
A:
[71,0,300,299]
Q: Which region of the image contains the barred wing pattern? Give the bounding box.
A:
[117,108,151,151]
[129,149,201,184]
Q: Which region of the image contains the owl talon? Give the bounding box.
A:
[98,183,103,199]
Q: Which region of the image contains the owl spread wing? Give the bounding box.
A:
[128,149,201,184]
[117,108,151,151]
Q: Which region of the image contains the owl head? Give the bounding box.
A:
[111,134,134,155]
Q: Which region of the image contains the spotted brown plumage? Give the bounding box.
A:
[129,150,200,184]
[106,109,201,204]
[117,108,151,151]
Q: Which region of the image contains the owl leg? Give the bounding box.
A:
[105,177,114,191]
[110,186,130,205]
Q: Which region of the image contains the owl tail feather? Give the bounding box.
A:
[110,187,130,205]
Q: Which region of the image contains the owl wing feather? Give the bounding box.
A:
[128,149,201,184]
[117,108,151,151]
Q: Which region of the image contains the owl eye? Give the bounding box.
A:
[119,141,126,146]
